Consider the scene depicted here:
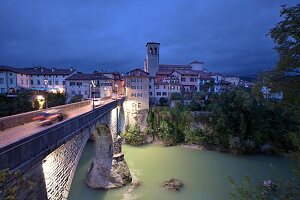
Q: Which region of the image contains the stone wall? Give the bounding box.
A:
[0,100,91,131]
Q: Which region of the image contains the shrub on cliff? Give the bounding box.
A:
[123,124,145,146]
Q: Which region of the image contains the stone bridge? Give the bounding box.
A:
[0,98,132,200]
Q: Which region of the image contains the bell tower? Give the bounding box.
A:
[144,42,160,77]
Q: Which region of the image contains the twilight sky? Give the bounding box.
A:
[0,0,298,75]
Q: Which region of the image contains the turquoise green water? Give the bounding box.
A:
[68,142,292,200]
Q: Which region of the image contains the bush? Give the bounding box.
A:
[69,95,83,103]
[123,124,144,146]
[159,97,168,106]
[170,92,183,101]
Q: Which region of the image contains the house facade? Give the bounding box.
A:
[65,72,115,103]
[123,69,149,129]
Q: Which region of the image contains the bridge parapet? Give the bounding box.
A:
[0,100,91,131]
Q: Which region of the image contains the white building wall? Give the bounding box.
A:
[0,70,17,93]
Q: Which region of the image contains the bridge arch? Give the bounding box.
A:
[86,121,131,189]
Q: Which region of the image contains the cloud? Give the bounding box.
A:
[0,0,298,75]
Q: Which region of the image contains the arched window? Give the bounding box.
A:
[150,47,153,54]
[154,47,157,54]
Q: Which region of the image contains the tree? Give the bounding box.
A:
[170,92,183,101]
[266,4,300,107]
[159,97,168,106]
[69,94,83,103]
[269,4,300,73]
[123,124,144,146]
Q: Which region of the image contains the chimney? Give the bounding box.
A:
[41,68,44,72]
[52,68,55,72]
[70,67,74,72]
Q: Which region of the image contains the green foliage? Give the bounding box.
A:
[159,97,168,106]
[189,92,206,111]
[227,176,269,200]
[146,105,192,146]
[0,92,34,117]
[209,88,299,153]
[266,4,300,107]
[47,92,66,107]
[170,92,183,101]
[269,4,300,72]
[70,94,83,103]
[123,124,144,146]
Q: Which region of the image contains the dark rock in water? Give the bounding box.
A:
[161,178,184,191]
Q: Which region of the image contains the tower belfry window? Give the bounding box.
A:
[154,47,157,54]
[150,47,153,54]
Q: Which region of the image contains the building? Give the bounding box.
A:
[0,66,76,94]
[0,66,18,94]
[17,67,76,92]
[144,42,160,77]
[65,72,114,103]
[123,69,149,129]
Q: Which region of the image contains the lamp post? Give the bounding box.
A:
[115,83,119,99]
[91,80,96,110]
[44,78,48,109]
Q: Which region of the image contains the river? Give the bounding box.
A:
[68,142,292,200]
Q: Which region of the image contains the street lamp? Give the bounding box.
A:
[91,80,96,110]
[44,78,48,109]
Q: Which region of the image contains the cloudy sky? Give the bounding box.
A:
[0,0,298,75]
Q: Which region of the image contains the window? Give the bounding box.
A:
[21,79,23,84]
[49,75,51,78]
[131,86,136,89]
[0,78,4,84]
[63,81,65,85]
[130,79,136,83]
[164,86,166,89]
[149,92,152,96]
[155,85,159,89]
[10,73,12,76]
[71,90,76,95]
[1,88,5,93]
[162,92,167,96]
[181,77,186,82]
[190,78,195,82]
[37,80,40,85]
[77,82,82,87]
[9,78,13,84]
[55,80,59,85]
[131,93,136,97]
[149,85,151,89]
[138,103,141,109]
[31,80,33,85]
[157,92,161,96]
[37,75,39,77]
[70,82,75,86]
[49,80,52,85]
[78,90,81,95]
[26,80,28,85]
[85,90,88,95]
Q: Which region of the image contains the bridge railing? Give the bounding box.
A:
[0,100,91,131]
[0,98,124,171]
